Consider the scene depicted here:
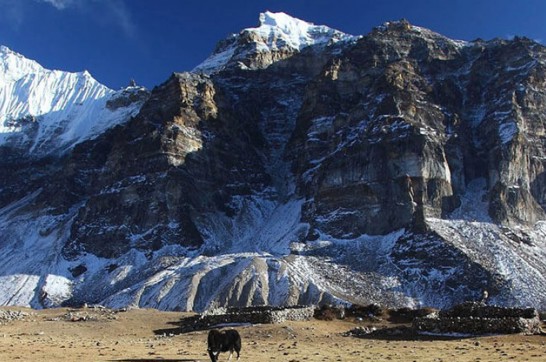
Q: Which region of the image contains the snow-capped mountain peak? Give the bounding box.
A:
[0,46,149,155]
[0,46,44,83]
[251,11,347,50]
[193,11,356,74]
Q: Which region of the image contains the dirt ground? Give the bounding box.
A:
[0,307,545,362]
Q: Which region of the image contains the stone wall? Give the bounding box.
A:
[413,302,541,335]
[0,309,31,325]
[181,305,316,331]
[439,302,537,319]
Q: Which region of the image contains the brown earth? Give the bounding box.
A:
[0,307,545,361]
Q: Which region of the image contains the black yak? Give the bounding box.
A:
[207,329,241,361]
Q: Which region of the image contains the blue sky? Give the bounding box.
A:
[0,0,545,89]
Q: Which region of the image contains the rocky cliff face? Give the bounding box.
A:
[291,22,546,237]
[1,14,546,311]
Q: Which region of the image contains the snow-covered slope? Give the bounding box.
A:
[193,11,357,74]
[0,46,148,155]
[3,188,545,311]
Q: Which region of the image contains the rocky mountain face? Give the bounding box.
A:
[1,13,546,311]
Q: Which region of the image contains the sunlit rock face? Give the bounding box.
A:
[289,23,546,237]
[2,14,546,311]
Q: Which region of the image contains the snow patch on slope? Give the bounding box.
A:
[0,191,74,307]
[199,196,306,256]
[429,218,546,308]
[448,178,492,222]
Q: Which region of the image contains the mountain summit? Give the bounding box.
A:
[0,46,149,155]
[193,11,356,74]
[1,14,546,311]
[252,11,354,50]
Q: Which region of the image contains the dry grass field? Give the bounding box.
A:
[0,306,545,361]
